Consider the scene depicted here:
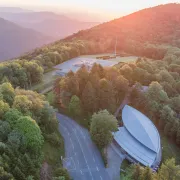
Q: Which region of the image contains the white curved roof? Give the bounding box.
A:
[114,127,156,166]
[122,105,160,153]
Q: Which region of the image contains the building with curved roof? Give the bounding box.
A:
[113,105,161,168]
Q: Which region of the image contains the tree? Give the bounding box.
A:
[7,130,26,150]
[158,158,180,180]
[90,110,118,149]
[4,109,22,128]
[22,154,36,175]
[159,105,175,129]
[14,116,44,152]
[0,82,15,106]
[132,164,141,180]
[54,168,70,180]
[98,79,116,113]
[0,100,10,118]
[139,167,153,180]
[13,166,26,180]
[68,95,82,116]
[169,96,180,114]
[82,81,97,114]
[146,82,169,104]
[76,65,89,92]
[0,166,14,180]
[13,95,32,114]
[0,120,11,142]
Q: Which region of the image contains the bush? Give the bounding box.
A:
[54,168,70,180]
[101,149,108,167]
[45,133,61,146]
[0,142,6,154]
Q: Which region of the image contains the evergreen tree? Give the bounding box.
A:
[0,166,14,180]
[140,167,153,180]
[132,164,141,180]
[98,79,116,113]
[23,154,36,175]
[13,166,26,180]
[68,95,82,116]
[82,81,97,114]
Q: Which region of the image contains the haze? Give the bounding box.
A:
[0,0,179,20]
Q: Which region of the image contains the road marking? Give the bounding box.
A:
[96,166,99,171]
[93,158,95,162]
[70,137,74,150]
[80,170,83,175]
[100,176,103,180]
[74,130,94,180]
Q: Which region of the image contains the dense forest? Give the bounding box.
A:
[0,82,65,179]
[0,60,43,88]
[53,50,180,146]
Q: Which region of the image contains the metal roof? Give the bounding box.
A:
[122,105,160,153]
[113,105,161,167]
[114,127,156,166]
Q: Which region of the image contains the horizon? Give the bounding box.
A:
[0,0,179,21]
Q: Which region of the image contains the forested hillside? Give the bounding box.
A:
[16,3,180,69]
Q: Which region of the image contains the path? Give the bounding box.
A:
[114,88,132,118]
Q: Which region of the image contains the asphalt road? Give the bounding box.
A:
[57,113,111,180]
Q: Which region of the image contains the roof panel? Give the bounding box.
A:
[122,105,160,152]
[114,127,156,166]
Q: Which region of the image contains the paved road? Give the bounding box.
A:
[57,113,111,180]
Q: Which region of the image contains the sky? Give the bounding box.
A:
[0,0,179,20]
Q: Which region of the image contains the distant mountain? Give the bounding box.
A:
[0,11,99,38]
[0,7,32,13]
[0,18,53,61]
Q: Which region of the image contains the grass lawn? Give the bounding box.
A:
[31,70,57,93]
[120,159,131,178]
[121,159,131,171]
[80,54,138,63]
[43,131,64,165]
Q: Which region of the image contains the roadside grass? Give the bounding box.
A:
[121,159,131,170]
[46,91,56,106]
[43,131,64,165]
[31,70,57,93]
[58,108,90,129]
[120,159,131,178]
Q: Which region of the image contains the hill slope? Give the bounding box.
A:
[63,3,180,59]
[0,18,53,61]
[20,3,180,62]
[0,11,99,38]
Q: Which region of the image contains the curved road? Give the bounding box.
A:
[57,113,111,180]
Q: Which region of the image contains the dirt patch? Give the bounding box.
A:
[40,162,52,180]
